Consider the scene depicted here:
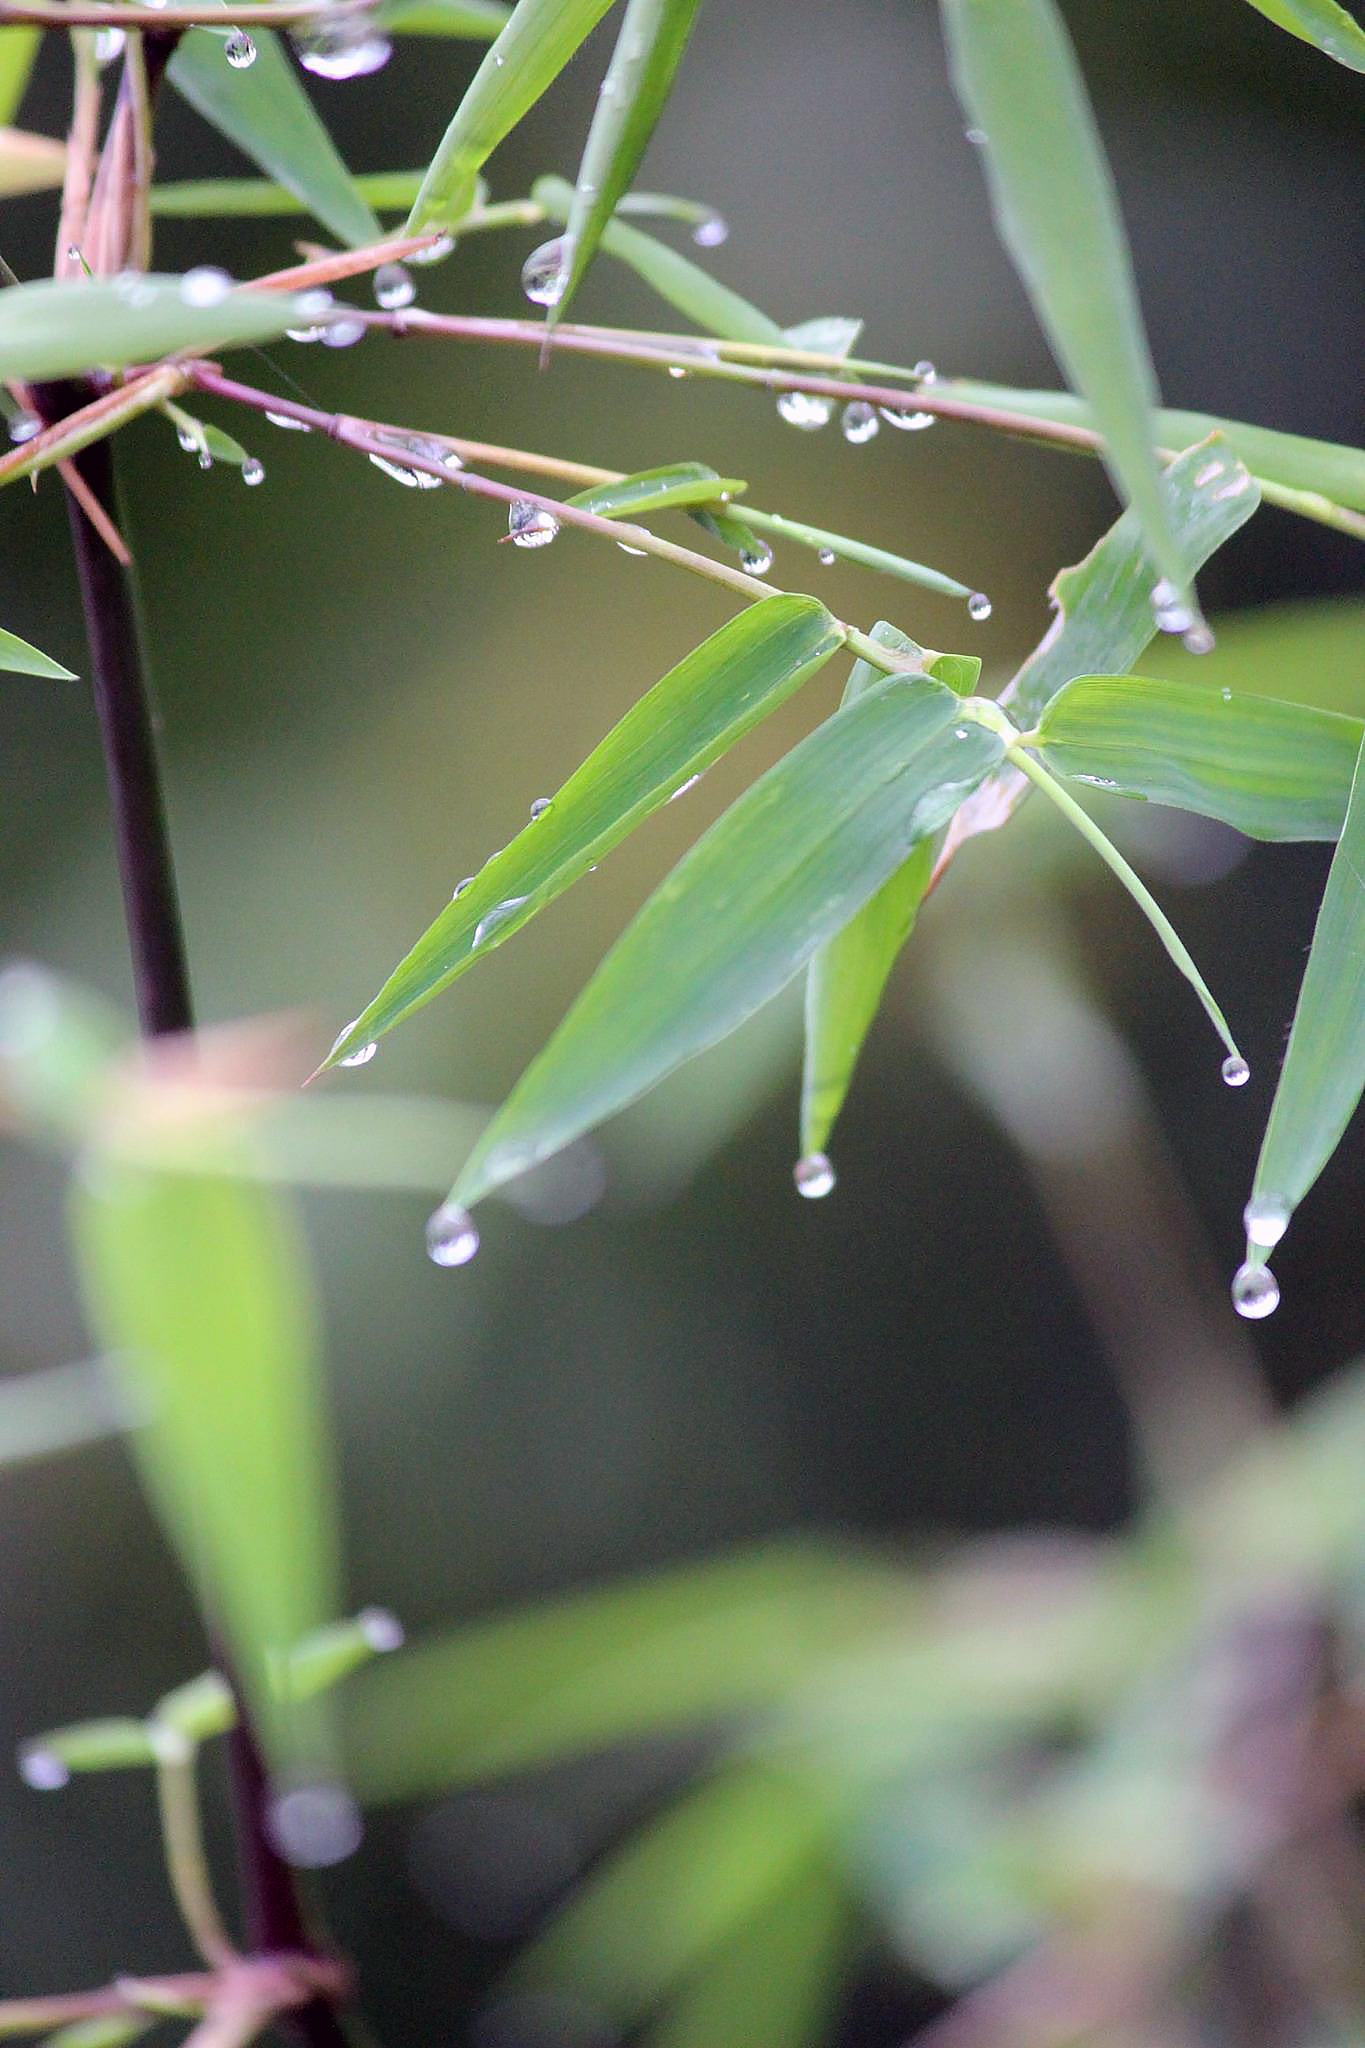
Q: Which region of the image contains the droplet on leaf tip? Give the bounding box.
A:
[967,592,992,622]
[224,28,255,66]
[691,211,728,248]
[1231,1261,1279,1320]
[425,1202,480,1268]
[793,1153,835,1200]
[1221,1054,1250,1088]
[520,238,569,308]
[241,456,265,486]
[1243,1193,1289,1250]
[18,1745,68,1791]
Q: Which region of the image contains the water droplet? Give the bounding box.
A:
[691,211,728,248]
[224,28,256,66]
[266,410,310,432]
[1221,687,1232,703]
[841,400,878,444]
[964,125,987,146]
[913,359,937,384]
[472,896,529,947]
[953,725,972,741]
[452,876,474,899]
[668,772,702,802]
[1221,1053,1250,1088]
[197,450,213,471]
[967,592,992,622]
[268,1782,363,1867]
[879,405,934,431]
[321,314,366,349]
[357,1606,405,1652]
[668,364,687,380]
[241,456,265,486]
[426,1201,480,1267]
[520,237,569,308]
[295,21,391,77]
[411,232,454,267]
[616,540,647,557]
[331,1021,377,1067]
[793,1153,835,1200]
[1243,1194,1289,1250]
[776,389,832,430]
[817,547,836,566]
[94,25,124,63]
[493,49,504,64]
[367,428,457,489]
[180,265,232,308]
[739,541,773,576]
[507,500,559,549]
[529,797,551,820]
[175,423,198,453]
[1183,624,1215,655]
[1150,578,1194,636]
[18,1744,68,1790]
[1231,1261,1279,1320]
[7,410,41,445]
[373,261,415,310]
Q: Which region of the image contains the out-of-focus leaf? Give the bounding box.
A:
[0,276,310,382]
[69,1153,338,1763]
[449,675,1004,1208]
[41,2016,150,2048]
[343,1541,914,1799]
[0,125,64,198]
[1242,0,1365,69]
[0,1361,126,1470]
[325,598,845,1065]
[405,0,619,234]
[153,167,424,216]
[21,1716,160,1778]
[1243,736,1365,1264]
[534,174,787,341]
[552,0,704,323]
[169,29,380,248]
[1037,676,1361,842]
[940,0,1197,609]
[0,964,123,1135]
[0,624,76,680]
[0,28,38,125]
[375,0,509,31]
[565,460,744,518]
[514,1766,843,2024]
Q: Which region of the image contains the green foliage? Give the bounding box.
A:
[0,625,75,679]
[0,277,309,381]
[1242,0,1365,68]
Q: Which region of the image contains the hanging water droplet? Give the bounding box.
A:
[425,1201,480,1267]
[1231,1262,1279,1320]
[357,1606,405,1652]
[197,450,213,471]
[879,405,934,431]
[668,772,702,802]
[507,500,559,549]
[1243,1193,1289,1249]
[1221,1053,1250,1088]
[224,28,256,66]
[913,359,937,384]
[373,261,415,310]
[321,314,366,349]
[964,126,987,146]
[94,25,124,63]
[175,423,198,453]
[520,237,569,308]
[411,233,454,267]
[268,1781,363,1867]
[967,592,992,622]
[180,265,232,308]
[367,429,457,489]
[287,290,334,343]
[817,547,836,566]
[295,21,391,77]
[739,541,773,576]
[7,410,41,445]
[616,540,647,557]
[668,364,688,380]
[691,210,729,248]
[18,1744,68,1791]
[841,400,878,444]
[452,876,474,899]
[266,410,310,432]
[1183,624,1216,655]
[1151,578,1194,636]
[776,389,832,431]
[472,896,529,947]
[241,456,265,486]
[493,49,504,64]
[330,1020,376,1067]
[793,1153,835,1200]
[529,797,551,820]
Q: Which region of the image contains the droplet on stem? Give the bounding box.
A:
[373,261,415,310]
[739,541,773,576]
[817,547,836,566]
[94,25,124,63]
[913,359,937,384]
[691,211,728,248]
[7,411,41,446]
[411,233,455,267]
[520,238,569,308]
[507,500,559,549]
[295,20,391,77]
[841,400,878,444]
[967,592,992,622]
[425,1202,480,1267]
[776,390,832,431]
[879,404,934,431]
[793,1153,836,1200]
[320,313,366,350]
[1231,1262,1279,1320]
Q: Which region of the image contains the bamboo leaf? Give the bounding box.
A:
[1037,676,1362,842]
[0,27,38,125]
[1241,0,1365,69]
[551,0,704,325]
[375,0,509,31]
[940,0,1197,613]
[169,28,381,248]
[565,460,745,517]
[325,598,845,1066]
[741,507,975,602]
[447,676,1005,1208]
[0,624,76,680]
[405,0,620,235]
[0,125,65,198]
[1242,737,1365,1283]
[0,275,311,384]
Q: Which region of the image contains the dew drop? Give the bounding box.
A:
[616,540,647,556]
[668,772,702,802]
[879,405,934,431]
[224,28,256,66]
[94,25,124,63]
[841,399,878,444]
[320,314,366,349]
[817,547,836,566]
[411,232,454,267]
[241,456,265,486]
[295,22,391,77]
[1183,624,1216,655]
[425,1201,480,1267]
[1231,1261,1279,1320]
[197,450,213,471]
[967,591,992,622]
[520,237,569,308]
[913,359,937,384]
[739,541,773,576]
[1243,1192,1290,1249]
[472,896,529,947]
[331,1020,376,1067]
[1220,687,1232,703]
[793,1153,835,1200]
[176,424,198,453]
[668,364,687,380]
[493,49,504,64]
[266,409,311,432]
[7,410,41,445]
[357,1606,405,1652]
[268,1782,363,1867]
[691,211,728,248]
[1221,1053,1250,1088]
[964,125,987,146]
[529,797,551,820]
[180,265,232,307]
[18,1745,68,1791]
[373,261,415,310]
[776,389,832,431]
[452,876,474,899]
[507,500,559,549]
[367,429,457,489]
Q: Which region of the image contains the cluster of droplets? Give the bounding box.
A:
[368,428,462,489]
[223,28,256,67]
[507,499,560,549]
[1230,1191,1288,1317]
[1151,578,1216,656]
[521,238,570,309]
[294,15,392,79]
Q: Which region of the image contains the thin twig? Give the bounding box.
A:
[0,0,373,24]
[55,30,100,280]
[154,1737,237,1967]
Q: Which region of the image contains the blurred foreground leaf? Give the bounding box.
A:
[0,26,38,124]
[0,276,308,383]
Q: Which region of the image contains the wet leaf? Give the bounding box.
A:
[0,275,309,383]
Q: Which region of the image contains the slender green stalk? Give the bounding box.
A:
[152,1732,236,1967]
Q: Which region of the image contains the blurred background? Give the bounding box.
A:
[2,1,1365,2040]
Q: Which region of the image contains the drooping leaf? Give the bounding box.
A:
[1244,735,1365,1264]
[1037,676,1362,842]
[405,0,620,234]
[169,29,381,249]
[741,507,975,602]
[449,676,1005,1207]
[163,402,253,469]
[940,0,1196,609]
[325,598,845,1066]
[374,0,509,32]
[0,624,76,680]
[0,27,38,125]
[0,125,65,198]
[565,460,745,518]
[534,174,787,341]
[552,0,704,324]
[1241,0,1365,69]
[0,276,310,383]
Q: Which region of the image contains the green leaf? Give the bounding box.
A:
[551,0,704,324]
[69,1155,338,1764]
[940,0,1197,611]
[0,25,38,125]
[1241,0,1365,69]
[374,0,509,31]
[1244,736,1365,1269]
[163,402,253,469]
[0,624,76,680]
[1037,675,1362,842]
[534,174,788,341]
[0,125,65,198]
[0,275,311,383]
[405,0,620,234]
[782,315,863,358]
[565,459,745,518]
[449,675,1005,1207]
[20,1716,159,1778]
[741,507,974,602]
[325,597,844,1066]
[169,29,381,248]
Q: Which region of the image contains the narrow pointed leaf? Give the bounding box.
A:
[0,27,39,125]
[940,0,1195,605]
[1037,676,1362,842]
[1242,0,1365,69]
[1246,737,1365,1256]
[405,0,620,234]
[0,126,65,198]
[552,0,704,324]
[170,29,381,248]
[0,276,310,383]
[0,624,76,680]
[451,677,1005,1207]
[783,315,863,358]
[326,598,845,1065]
[566,460,744,518]
[742,507,974,601]
[375,0,510,31]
